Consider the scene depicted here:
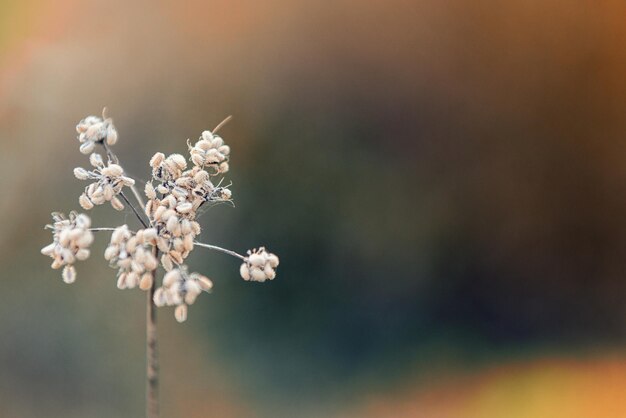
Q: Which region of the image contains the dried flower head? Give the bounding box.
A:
[188,130,230,174]
[104,225,159,290]
[75,153,135,210]
[44,111,279,325]
[41,212,94,283]
[76,108,118,154]
[153,266,213,322]
[239,247,279,282]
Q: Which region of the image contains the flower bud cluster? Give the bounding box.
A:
[153,266,213,322]
[76,110,118,154]
[146,196,201,271]
[240,247,279,282]
[188,130,230,175]
[104,225,159,290]
[41,212,93,283]
[145,150,232,271]
[75,153,135,211]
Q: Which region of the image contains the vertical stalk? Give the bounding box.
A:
[146,247,159,418]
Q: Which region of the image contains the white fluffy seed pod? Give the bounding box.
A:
[176,202,193,214]
[90,153,104,167]
[80,141,96,154]
[110,197,124,211]
[150,152,165,168]
[102,164,123,177]
[106,125,118,145]
[62,265,76,284]
[74,167,89,180]
[175,304,188,323]
[139,273,153,290]
[240,263,250,281]
[145,182,156,200]
[161,254,174,271]
[78,193,93,210]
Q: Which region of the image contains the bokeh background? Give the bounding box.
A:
[1,1,626,417]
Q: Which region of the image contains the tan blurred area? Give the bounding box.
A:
[2,1,626,417]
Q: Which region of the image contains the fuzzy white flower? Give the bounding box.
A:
[41,212,94,283]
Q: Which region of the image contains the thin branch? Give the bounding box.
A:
[130,183,146,209]
[194,241,246,260]
[89,227,120,232]
[146,246,159,418]
[120,192,149,228]
[212,115,232,134]
[100,141,146,209]
[100,140,118,164]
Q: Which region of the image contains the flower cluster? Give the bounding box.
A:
[154,267,213,322]
[145,150,232,272]
[43,110,280,323]
[104,225,159,290]
[75,153,135,211]
[239,247,279,282]
[76,109,118,154]
[188,130,230,174]
[41,212,93,283]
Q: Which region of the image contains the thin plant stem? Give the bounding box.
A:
[88,227,119,232]
[194,241,246,260]
[101,141,145,209]
[119,192,149,228]
[212,115,232,134]
[146,245,159,418]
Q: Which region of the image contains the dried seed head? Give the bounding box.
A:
[106,226,158,291]
[76,113,118,153]
[42,212,93,283]
[241,247,279,282]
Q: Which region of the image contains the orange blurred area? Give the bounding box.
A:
[354,356,626,418]
[1,0,626,417]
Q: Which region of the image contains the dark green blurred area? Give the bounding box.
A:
[1,1,625,417]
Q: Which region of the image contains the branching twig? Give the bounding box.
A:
[120,192,149,228]
[212,115,232,134]
[194,241,246,260]
[101,141,145,209]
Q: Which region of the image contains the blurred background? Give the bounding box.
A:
[1,0,626,417]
